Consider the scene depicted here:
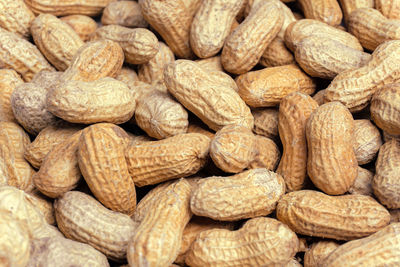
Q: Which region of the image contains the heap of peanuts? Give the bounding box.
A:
[1,0,400,266]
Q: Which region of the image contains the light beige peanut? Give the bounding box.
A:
[324,40,400,112]
[0,69,23,122]
[27,236,110,267]
[0,209,30,267]
[138,42,175,85]
[0,27,54,81]
[195,56,223,72]
[135,90,189,139]
[313,90,326,105]
[371,83,400,135]
[277,190,390,240]
[190,168,285,221]
[260,37,296,68]
[62,39,124,82]
[348,166,374,196]
[128,179,192,267]
[376,0,400,19]
[11,82,59,135]
[252,108,279,140]
[190,0,244,58]
[295,36,371,79]
[339,0,374,21]
[0,122,35,191]
[31,14,84,71]
[47,77,135,124]
[207,70,238,92]
[29,189,55,225]
[372,140,400,208]
[277,92,319,191]
[221,0,284,74]
[284,19,363,52]
[348,8,400,51]
[125,133,210,186]
[60,15,98,42]
[304,241,340,267]
[390,209,400,222]
[384,131,400,142]
[320,223,400,266]
[31,70,62,89]
[139,0,197,58]
[55,191,137,261]
[236,64,316,108]
[185,217,299,267]
[101,0,148,28]
[78,123,136,215]
[175,216,234,265]
[0,0,35,38]
[187,123,215,139]
[353,119,382,164]
[306,102,357,195]
[25,0,116,16]
[297,0,343,26]
[33,131,82,198]
[116,67,139,85]
[91,25,158,65]
[164,60,254,131]
[248,135,280,170]
[24,122,82,169]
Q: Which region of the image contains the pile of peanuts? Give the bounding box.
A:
[1,0,400,266]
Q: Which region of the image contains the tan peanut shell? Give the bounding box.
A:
[208,71,238,92]
[0,122,35,191]
[47,77,135,124]
[277,190,390,240]
[195,56,223,72]
[135,90,189,139]
[27,236,110,267]
[11,82,59,135]
[62,39,124,82]
[248,135,280,170]
[125,133,210,186]
[348,8,400,51]
[31,14,84,71]
[313,90,326,106]
[348,166,374,196]
[0,28,55,81]
[390,209,400,223]
[353,119,382,164]
[372,140,400,208]
[190,168,285,221]
[55,191,137,261]
[60,15,98,42]
[295,36,371,79]
[284,19,363,52]
[371,83,400,135]
[304,241,340,267]
[139,0,196,59]
[33,131,82,198]
[187,123,215,139]
[164,60,254,131]
[78,123,136,215]
[138,42,175,85]
[31,70,62,90]
[185,217,299,267]
[116,67,139,86]
[210,124,256,173]
[339,0,374,21]
[236,64,316,108]
[376,0,400,19]
[175,217,234,265]
[29,189,55,225]
[297,0,343,26]
[277,92,319,191]
[24,122,82,169]
[325,40,400,112]
[91,25,158,65]
[221,0,283,74]
[306,102,357,195]
[25,0,116,16]
[0,0,35,38]
[0,210,30,267]
[320,223,400,266]
[101,1,148,28]
[0,69,23,122]
[128,179,192,267]
[252,108,279,140]
[190,0,244,58]
[260,37,296,68]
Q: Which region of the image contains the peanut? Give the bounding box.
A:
[297,0,343,26]
[304,241,340,267]
[248,135,281,170]
[260,37,296,68]
[0,69,23,123]
[25,0,116,16]
[116,67,139,85]
[277,190,390,240]
[101,1,148,28]
[353,119,382,164]
[348,167,374,196]
[339,0,374,21]
[29,189,55,225]
[376,0,400,20]
[0,0,35,38]
[195,56,224,72]
[60,15,98,42]
[252,108,279,140]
